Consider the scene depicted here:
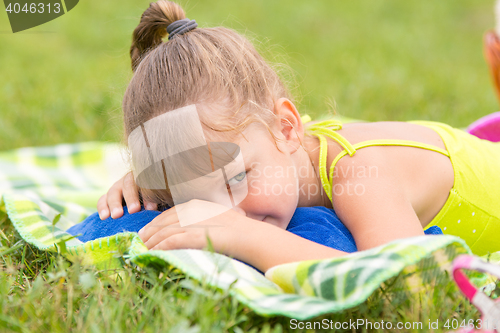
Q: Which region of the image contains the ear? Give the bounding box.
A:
[273,98,304,154]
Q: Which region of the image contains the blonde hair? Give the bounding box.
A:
[123,0,293,206]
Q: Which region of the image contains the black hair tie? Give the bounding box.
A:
[167,18,197,40]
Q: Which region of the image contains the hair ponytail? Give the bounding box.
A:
[130,1,185,71]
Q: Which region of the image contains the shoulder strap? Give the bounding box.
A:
[307,120,357,200]
[306,121,450,203]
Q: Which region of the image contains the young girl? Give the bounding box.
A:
[98,0,500,273]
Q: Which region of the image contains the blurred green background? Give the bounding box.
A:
[0,0,498,150]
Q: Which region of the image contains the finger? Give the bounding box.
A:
[138,207,178,242]
[122,172,141,214]
[144,200,158,211]
[152,232,208,251]
[106,182,125,219]
[144,223,185,249]
[97,194,110,220]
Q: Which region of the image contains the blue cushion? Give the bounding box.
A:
[67,206,442,252]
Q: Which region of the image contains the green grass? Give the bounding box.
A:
[1,0,498,150]
[1,0,498,331]
[0,207,484,332]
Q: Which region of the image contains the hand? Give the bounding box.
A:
[138,199,347,272]
[97,171,158,220]
[138,199,249,256]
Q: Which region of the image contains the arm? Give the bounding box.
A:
[331,149,425,251]
[238,222,348,272]
[138,199,347,273]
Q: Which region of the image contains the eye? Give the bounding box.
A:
[227,171,246,186]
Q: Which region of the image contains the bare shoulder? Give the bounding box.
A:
[328,148,426,250]
[329,145,399,203]
[305,120,453,231]
[339,121,447,150]
[321,120,454,240]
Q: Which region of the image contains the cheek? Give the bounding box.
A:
[245,178,299,213]
[241,153,299,220]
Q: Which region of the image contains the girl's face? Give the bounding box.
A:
[163,99,311,230]
[228,122,301,229]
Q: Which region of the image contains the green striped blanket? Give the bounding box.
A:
[0,141,477,319]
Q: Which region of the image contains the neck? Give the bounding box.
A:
[294,134,332,208]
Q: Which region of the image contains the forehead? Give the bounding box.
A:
[129,104,276,180]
